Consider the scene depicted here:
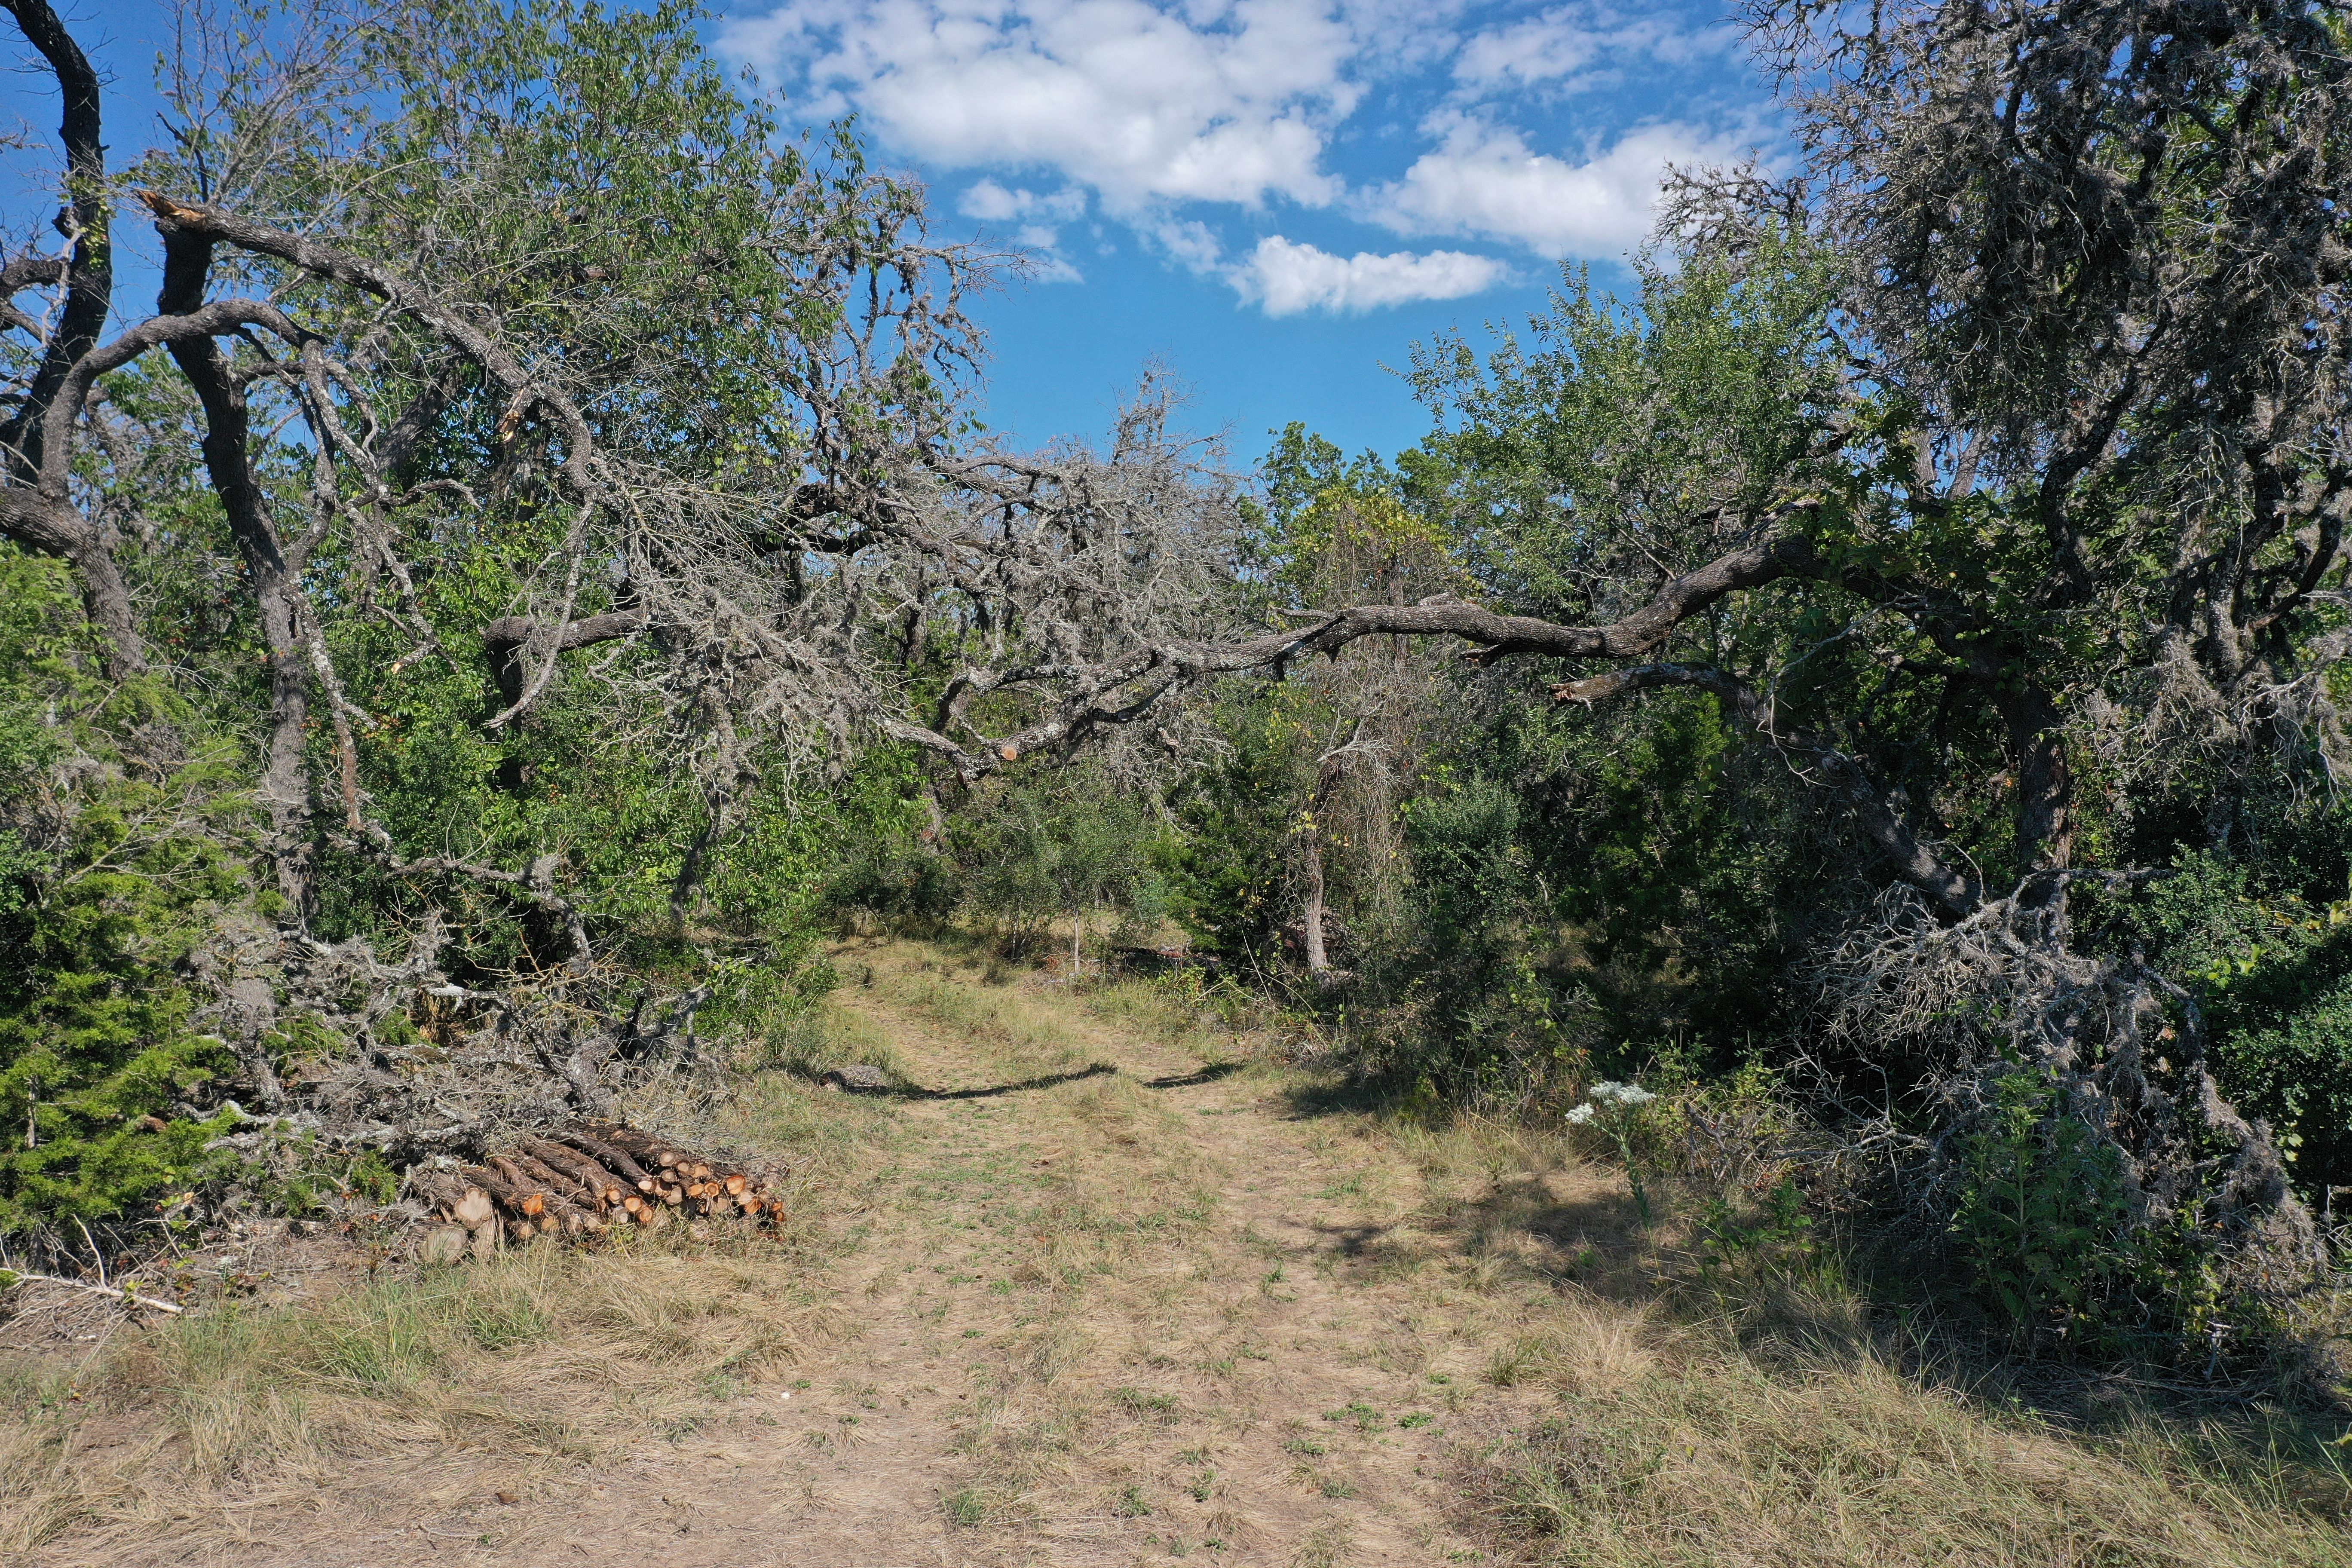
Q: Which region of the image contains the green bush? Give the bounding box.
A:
[0,553,247,1228]
[952,771,1166,964]
[2120,853,2352,1188]
[1948,1071,2139,1335]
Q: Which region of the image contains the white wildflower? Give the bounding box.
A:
[1563,1103,1596,1125]
[1589,1081,1655,1106]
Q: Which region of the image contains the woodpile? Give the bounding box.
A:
[408,1121,787,1259]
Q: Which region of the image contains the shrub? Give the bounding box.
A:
[1948,1070,2140,1335]
[0,554,248,1230]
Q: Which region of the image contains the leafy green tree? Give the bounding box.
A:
[1143,0,2352,1323]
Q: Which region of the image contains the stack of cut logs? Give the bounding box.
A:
[408,1121,785,1259]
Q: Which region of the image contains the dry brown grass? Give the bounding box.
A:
[1454,1341,2352,1567]
[0,1228,852,1558]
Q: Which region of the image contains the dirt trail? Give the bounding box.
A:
[498,944,1579,1567]
[34,941,1627,1568]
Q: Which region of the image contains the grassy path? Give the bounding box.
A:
[9,937,2349,1566]
[516,938,1573,1565]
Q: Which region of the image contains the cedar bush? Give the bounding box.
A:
[0,553,247,1227]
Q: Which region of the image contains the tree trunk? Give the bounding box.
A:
[0,3,144,679]
[0,490,145,677]
[158,231,314,918]
[2000,679,2073,908]
[1301,755,1343,975]
[0,0,110,483]
[1301,829,1330,974]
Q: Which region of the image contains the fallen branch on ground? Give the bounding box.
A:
[0,1270,184,1314]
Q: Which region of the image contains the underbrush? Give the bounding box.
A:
[1308,1066,2352,1565]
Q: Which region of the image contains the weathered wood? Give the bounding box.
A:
[463,1161,545,1218]
[453,1187,496,1230]
[512,1150,594,1204]
[3,1271,184,1314]
[486,1155,548,1215]
[407,1122,781,1251]
[409,1169,473,1215]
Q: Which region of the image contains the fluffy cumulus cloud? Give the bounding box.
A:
[719,0,1764,306]
[720,0,1364,210]
[1234,236,1508,314]
[1366,118,1734,257]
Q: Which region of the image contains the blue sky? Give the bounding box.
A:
[9,0,1779,469]
[716,0,1781,463]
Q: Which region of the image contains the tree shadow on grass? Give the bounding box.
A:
[1275,1071,1402,1121]
[842,1063,1120,1100]
[1439,1178,1653,1292]
[1433,1163,2352,1479]
[1140,1062,1244,1089]
[844,1060,1244,1099]
[1308,1219,1398,1259]
[1260,1062,2352,1495]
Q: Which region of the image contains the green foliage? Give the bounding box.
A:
[1695,1175,1816,1284]
[1409,235,1846,617]
[954,772,1167,961]
[1948,1072,2140,1338]
[1162,686,1332,959]
[2117,852,2352,1185]
[260,1142,402,1220]
[0,552,247,1229]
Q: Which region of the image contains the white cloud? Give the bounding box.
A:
[1234,235,1507,314]
[1451,4,1731,95]
[959,180,1091,277]
[959,179,1089,224]
[720,0,1366,211]
[1144,215,1228,272]
[1366,118,1735,257]
[722,1,1762,289]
